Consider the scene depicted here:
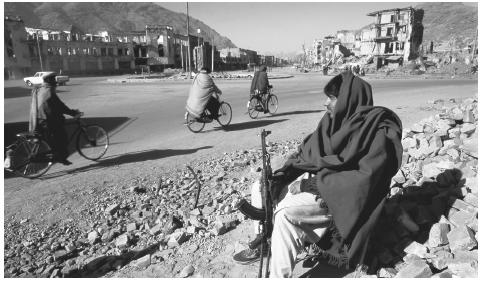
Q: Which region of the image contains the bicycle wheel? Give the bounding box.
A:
[267,94,279,114]
[77,125,109,161]
[248,96,261,119]
[186,112,205,133]
[12,138,53,178]
[217,102,232,127]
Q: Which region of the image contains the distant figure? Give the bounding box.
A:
[248,65,272,110]
[186,67,222,120]
[30,72,80,165]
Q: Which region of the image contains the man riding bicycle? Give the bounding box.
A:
[186,67,222,121]
[29,72,80,165]
[249,65,272,112]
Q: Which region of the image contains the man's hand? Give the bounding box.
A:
[269,173,286,201]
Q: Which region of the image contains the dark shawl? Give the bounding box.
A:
[250,65,269,94]
[277,71,403,264]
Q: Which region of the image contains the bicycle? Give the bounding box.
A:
[185,98,233,133]
[247,86,278,119]
[4,113,109,178]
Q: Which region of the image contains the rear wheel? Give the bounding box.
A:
[186,112,205,133]
[217,102,232,127]
[267,94,279,114]
[77,125,109,160]
[248,96,261,119]
[11,138,53,178]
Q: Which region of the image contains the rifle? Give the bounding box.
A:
[237,129,273,278]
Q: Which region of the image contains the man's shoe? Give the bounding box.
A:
[233,247,261,265]
[233,245,269,265]
[59,159,72,166]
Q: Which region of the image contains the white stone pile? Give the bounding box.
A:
[370,97,478,278]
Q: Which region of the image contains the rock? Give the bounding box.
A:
[404,241,428,258]
[87,231,99,245]
[431,270,453,278]
[53,249,74,262]
[395,260,433,278]
[129,186,146,193]
[135,254,151,269]
[126,222,137,232]
[186,226,197,234]
[167,231,187,247]
[392,170,406,184]
[149,224,162,236]
[428,223,450,248]
[115,233,130,249]
[430,250,453,270]
[447,262,478,277]
[462,193,477,207]
[449,210,475,228]
[411,123,424,133]
[422,163,442,179]
[378,267,397,278]
[179,265,195,278]
[402,137,417,149]
[449,198,477,214]
[447,226,477,251]
[105,203,119,215]
[50,269,61,278]
[461,135,478,158]
[460,123,476,135]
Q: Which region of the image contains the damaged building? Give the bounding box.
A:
[4,16,31,79]
[367,7,424,68]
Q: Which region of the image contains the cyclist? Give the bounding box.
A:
[248,65,272,113]
[186,67,222,121]
[29,72,80,165]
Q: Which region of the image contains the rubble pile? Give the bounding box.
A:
[3,140,301,278]
[369,97,478,278]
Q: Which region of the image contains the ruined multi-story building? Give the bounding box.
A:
[220,48,259,69]
[4,16,31,79]
[367,7,424,68]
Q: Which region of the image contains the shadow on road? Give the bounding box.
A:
[4,117,132,149]
[38,146,212,179]
[210,118,288,132]
[4,87,67,99]
[271,109,325,118]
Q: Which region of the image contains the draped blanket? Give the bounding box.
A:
[277,71,403,265]
[186,72,220,118]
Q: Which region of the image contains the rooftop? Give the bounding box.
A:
[367,6,414,17]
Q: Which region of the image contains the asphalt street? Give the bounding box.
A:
[3,73,477,182]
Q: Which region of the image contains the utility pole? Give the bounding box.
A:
[186,2,191,78]
[211,32,215,72]
[36,32,44,71]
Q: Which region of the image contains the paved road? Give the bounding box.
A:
[3,74,477,184]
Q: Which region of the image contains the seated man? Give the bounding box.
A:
[30,72,80,165]
[234,70,403,277]
[186,67,222,121]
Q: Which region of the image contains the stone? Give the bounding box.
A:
[135,254,151,269]
[395,260,433,278]
[378,267,397,278]
[105,203,119,215]
[431,270,453,278]
[186,226,197,234]
[430,250,453,270]
[460,124,476,135]
[422,163,442,179]
[462,193,477,207]
[449,210,475,228]
[404,241,428,258]
[429,135,443,150]
[392,170,406,184]
[115,233,129,249]
[428,223,450,248]
[411,123,424,133]
[447,262,478,277]
[87,231,99,245]
[149,224,162,236]
[449,198,477,214]
[167,231,187,247]
[461,135,478,158]
[402,137,417,149]
[126,222,137,232]
[447,226,477,251]
[53,249,72,262]
[50,269,61,278]
[179,265,195,278]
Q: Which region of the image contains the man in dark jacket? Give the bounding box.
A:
[31,72,79,165]
[234,71,403,277]
[248,65,271,111]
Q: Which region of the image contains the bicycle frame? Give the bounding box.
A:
[64,118,89,147]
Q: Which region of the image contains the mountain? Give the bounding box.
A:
[3,2,237,49]
[415,2,477,48]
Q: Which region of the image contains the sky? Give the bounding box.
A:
[157,1,478,55]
